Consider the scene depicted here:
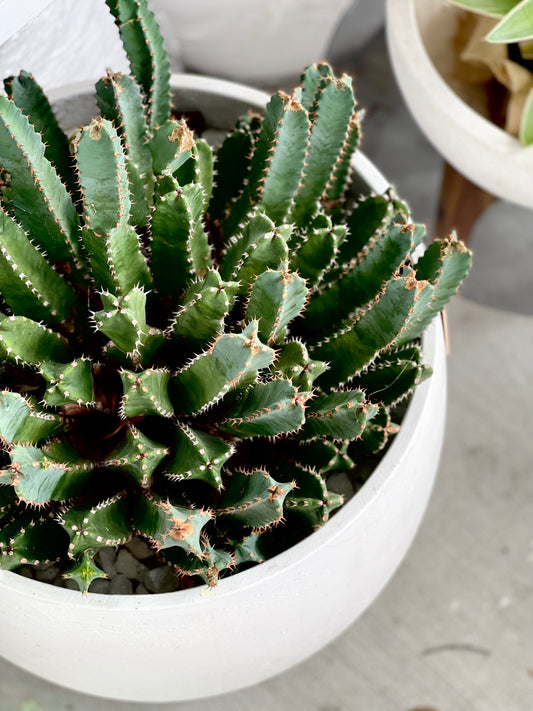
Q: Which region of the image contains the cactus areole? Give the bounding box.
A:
[0,0,471,595]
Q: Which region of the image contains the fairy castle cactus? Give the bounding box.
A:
[0,0,471,593]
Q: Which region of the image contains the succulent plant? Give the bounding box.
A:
[449,0,533,143]
[0,0,471,593]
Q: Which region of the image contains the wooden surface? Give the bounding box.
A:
[436,162,497,243]
[1,296,532,710]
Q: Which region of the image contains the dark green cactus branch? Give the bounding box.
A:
[0,391,61,446]
[96,69,154,228]
[150,183,212,299]
[75,118,131,235]
[218,469,294,531]
[246,262,308,345]
[218,378,308,438]
[165,423,233,489]
[0,315,73,365]
[0,210,80,327]
[105,0,171,130]
[310,273,418,388]
[4,70,78,197]
[290,74,356,226]
[172,322,275,415]
[0,96,81,266]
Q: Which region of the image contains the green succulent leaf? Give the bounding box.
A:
[219,469,295,530]
[64,552,107,595]
[150,182,212,298]
[7,442,95,504]
[339,191,395,264]
[232,532,266,567]
[169,270,238,346]
[284,465,344,529]
[209,120,259,224]
[271,340,327,390]
[289,216,345,286]
[396,236,473,346]
[75,118,131,235]
[105,426,168,489]
[80,222,151,296]
[165,423,233,489]
[218,378,307,438]
[61,495,132,558]
[4,70,78,197]
[448,0,519,17]
[165,540,234,586]
[106,0,171,130]
[120,368,173,419]
[172,321,275,415]
[246,262,308,344]
[149,119,195,175]
[0,391,61,446]
[223,91,309,233]
[348,406,399,457]
[0,210,79,326]
[40,358,94,408]
[134,496,212,556]
[290,74,355,226]
[487,0,533,40]
[305,219,425,334]
[0,315,73,365]
[94,288,164,366]
[300,63,335,114]
[351,349,431,408]
[0,511,68,570]
[0,95,81,266]
[310,274,418,388]
[291,439,355,473]
[300,390,377,441]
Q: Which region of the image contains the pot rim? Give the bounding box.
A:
[0,71,444,609]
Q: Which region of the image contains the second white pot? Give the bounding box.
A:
[386,0,533,208]
[149,0,353,86]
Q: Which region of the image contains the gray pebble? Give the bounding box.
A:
[89,578,112,595]
[135,582,150,595]
[115,548,148,582]
[95,547,118,577]
[125,537,155,561]
[144,565,180,594]
[62,578,80,591]
[17,565,35,579]
[326,471,355,500]
[34,563,61,584]
[110,573,133,595]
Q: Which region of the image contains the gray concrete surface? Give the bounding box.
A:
[1,30,532,711]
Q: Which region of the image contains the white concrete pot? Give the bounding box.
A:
[148,0,353,86]
[386,0,533,208]
[0,74,447,703]
[0,0,128,92]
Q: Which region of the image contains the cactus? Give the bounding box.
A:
[0,0,471,594]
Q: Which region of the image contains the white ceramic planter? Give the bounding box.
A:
[148,0,353,86]
[0,74,447,703]
[0,0,127,91]
[386,0,533,209]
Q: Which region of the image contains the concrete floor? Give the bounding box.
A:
[1,30,533,711]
